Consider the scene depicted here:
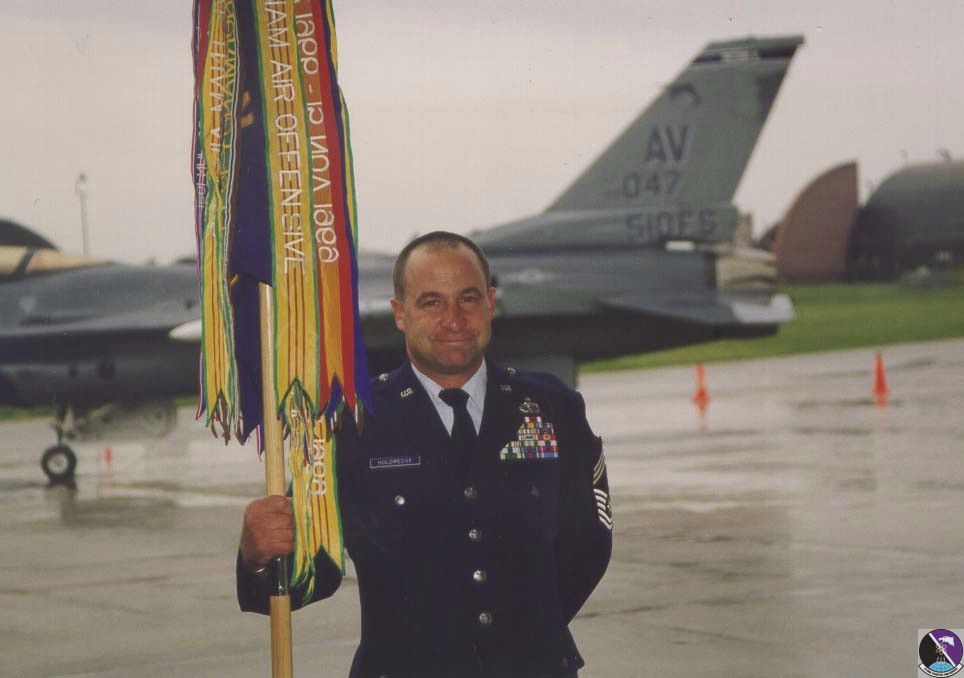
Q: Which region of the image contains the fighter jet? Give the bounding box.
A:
[0,35,801,483]
[362,35,802,379]
[0,229,201,481]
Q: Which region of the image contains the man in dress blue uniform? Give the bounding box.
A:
[238,232,612,677]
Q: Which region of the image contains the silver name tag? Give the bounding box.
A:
[370,455,421,470]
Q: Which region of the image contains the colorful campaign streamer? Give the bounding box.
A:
[192,0,242,439]
[193,0,370,597]
[286,393,344,601]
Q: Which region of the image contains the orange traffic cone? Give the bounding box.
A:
[101,445,115,495]
[873,352,888,408]
[692,363,710,414]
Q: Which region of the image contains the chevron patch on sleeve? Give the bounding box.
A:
[591,445,612,529]
[593,451,606,485]
[594,488,613,530]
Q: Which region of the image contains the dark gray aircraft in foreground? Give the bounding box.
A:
[1,35,801,482]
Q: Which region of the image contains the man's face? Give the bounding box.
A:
[390,244,496,388]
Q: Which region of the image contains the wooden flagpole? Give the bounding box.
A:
[259,282,293,678]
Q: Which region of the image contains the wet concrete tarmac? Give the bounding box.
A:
[3,339,963,677]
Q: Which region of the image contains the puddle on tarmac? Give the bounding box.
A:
[793,398,903,410]
[45,487,180,528]
[791,426,873,436]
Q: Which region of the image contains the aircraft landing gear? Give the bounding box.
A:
[42,404,78,485]
[41,444,77,484]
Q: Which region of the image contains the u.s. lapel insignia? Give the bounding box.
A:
[400,387,414,399]
[500,384,512,393]
[518,397,540,415]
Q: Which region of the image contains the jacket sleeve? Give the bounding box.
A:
[556,390,612,622]
[236,548,343,615]
[236,421,362,615]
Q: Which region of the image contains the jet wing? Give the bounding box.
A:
[599,291,795,326]
[0,304,201,341]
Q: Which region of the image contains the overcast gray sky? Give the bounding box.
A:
[2,0,962,263]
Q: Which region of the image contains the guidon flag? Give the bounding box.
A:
[192,0,370,602]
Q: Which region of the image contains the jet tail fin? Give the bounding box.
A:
[548,35,803,212]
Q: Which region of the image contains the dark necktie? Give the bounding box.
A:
[439,388,476,468]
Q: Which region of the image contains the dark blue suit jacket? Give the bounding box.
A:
[238,362,612,678]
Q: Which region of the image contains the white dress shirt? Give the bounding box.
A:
[410,360,487,435]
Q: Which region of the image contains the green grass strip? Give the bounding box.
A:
[0,405,53,422]
[585,282,964,372]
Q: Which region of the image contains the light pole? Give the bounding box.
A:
[75,172,89,256]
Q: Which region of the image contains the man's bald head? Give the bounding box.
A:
[392,231,490,301]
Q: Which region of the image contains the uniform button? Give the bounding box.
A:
[468,528,482,542]
[530,485,540,498]
[463,485,478,501]
[393,494,406,506]
[561,657,569,669]
[478,611,493,626]
[472,569,487,583]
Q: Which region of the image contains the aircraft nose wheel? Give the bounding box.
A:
[41,444,77,484]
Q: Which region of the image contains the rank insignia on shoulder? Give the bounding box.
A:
[593,451,607,485]
[499,415,558,461]
[594,488,613,530]
[518,397,540,415]
[500,384,512,392]
[400,387,414,399]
